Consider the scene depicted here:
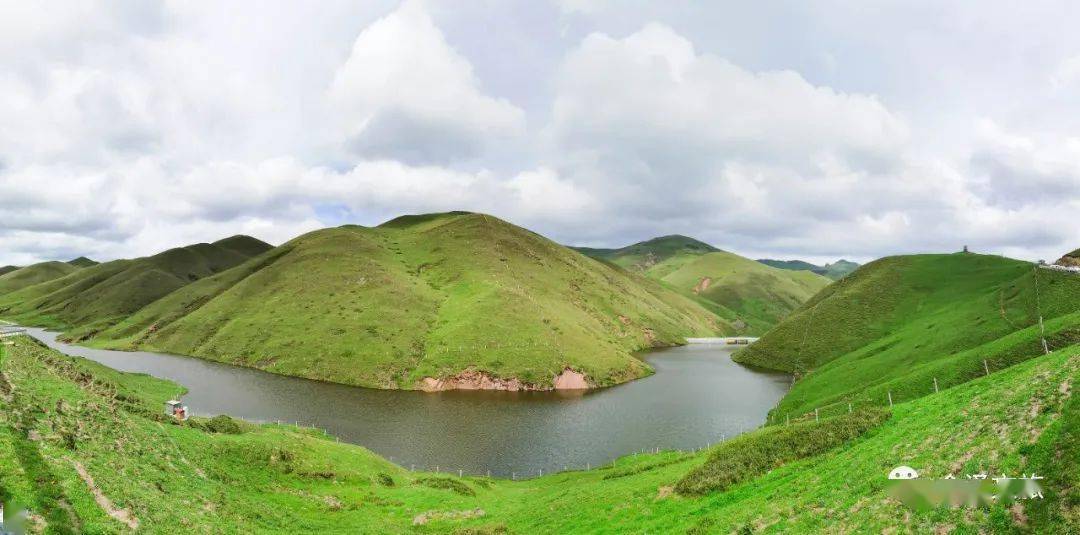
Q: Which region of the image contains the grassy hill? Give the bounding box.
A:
[758,258,860,280]
[0,262,81,295]
[645,251,831,333]
[572,235,718,271]
[83,213,726,390]
[1,327,1074,532]
[0,265,19,276]
[575,236,831,333]
[0,236,271,338]
[66,256,98,268]
[736,252,1080,422]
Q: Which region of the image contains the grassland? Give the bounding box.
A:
[0,236,271,340]
[757,258,859,280]
[575,236,831,333]
[66,257,98,268]
[736,253,1080,424]
[0,332,1074,533]
[0,262,81,295]
[63,213,726,390]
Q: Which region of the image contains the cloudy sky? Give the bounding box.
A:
[2,0,1078,266]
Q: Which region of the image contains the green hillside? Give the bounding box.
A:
[575,236,831,333]
[0,265,19,276]
[0,236,271,338]
[572,235,718,271]
[0,261,80,295]
[757,258,818,271]
[66,256,98,268]
[736,253,1080,422]
[758,258,860,280]
[87,213,725,390]
[1,328,1074,532]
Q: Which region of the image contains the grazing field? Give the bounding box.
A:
[758,258,860,280]
[575,236,831,333]
[736,252,1080,423]
[0,236,271,340]
[0,333,1074,533]
[0,262,81,295]
[78,213,726,390]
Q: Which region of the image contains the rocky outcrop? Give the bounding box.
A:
[1055,249,1080,268]
[418,367,591,392]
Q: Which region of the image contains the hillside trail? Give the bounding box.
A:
[71,460,139,530]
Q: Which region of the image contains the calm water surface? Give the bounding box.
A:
[26,328,789,477]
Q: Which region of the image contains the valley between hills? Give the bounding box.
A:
[0,212,825,391]
[0,211,1076,533]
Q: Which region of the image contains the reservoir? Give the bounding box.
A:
[25,328,789,477]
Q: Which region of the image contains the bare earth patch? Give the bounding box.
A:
[412,508,485,526]
[72,460,139,530]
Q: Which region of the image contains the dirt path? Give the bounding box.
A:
[72,460,139,530]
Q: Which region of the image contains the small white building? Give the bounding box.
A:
[164,400,189,421]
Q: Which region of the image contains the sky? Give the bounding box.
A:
[1,0,1079,266]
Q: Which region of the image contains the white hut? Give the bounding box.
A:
[164,400,189,421]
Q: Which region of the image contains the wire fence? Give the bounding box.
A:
[769,262,1076,426]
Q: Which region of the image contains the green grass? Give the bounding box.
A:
[1,332,1075,533]
[75,213,726,390]
[66,257,98,268]
[757,259,860,280]
[737,253,1080,423]
[575,236,832,334]
[674,407,891,495]
[0,261,80,295]
[572,235,718,271]
[0,236,271,339]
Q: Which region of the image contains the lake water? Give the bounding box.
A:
[25,328,790,477]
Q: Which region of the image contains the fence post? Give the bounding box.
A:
[785,415,790,425]
[459,469,463,477]
[512,472,516,480]
[848,402,852,413]
[586,462,590,470]
[933,377,938,393]
[888,391,893,407]
[814,408,819,422]
[983,359,990,376]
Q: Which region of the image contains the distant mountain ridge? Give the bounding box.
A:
[67,256,98,267]
[574,236,831,334]
[757,258,859,280]
[0,235,272,337]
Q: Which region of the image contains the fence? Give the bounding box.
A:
[769,263,1074,426]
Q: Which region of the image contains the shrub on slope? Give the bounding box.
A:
[675,408,890,495]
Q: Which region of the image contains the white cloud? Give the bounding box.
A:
[0,2,1078,267]
[329,1,525,164]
